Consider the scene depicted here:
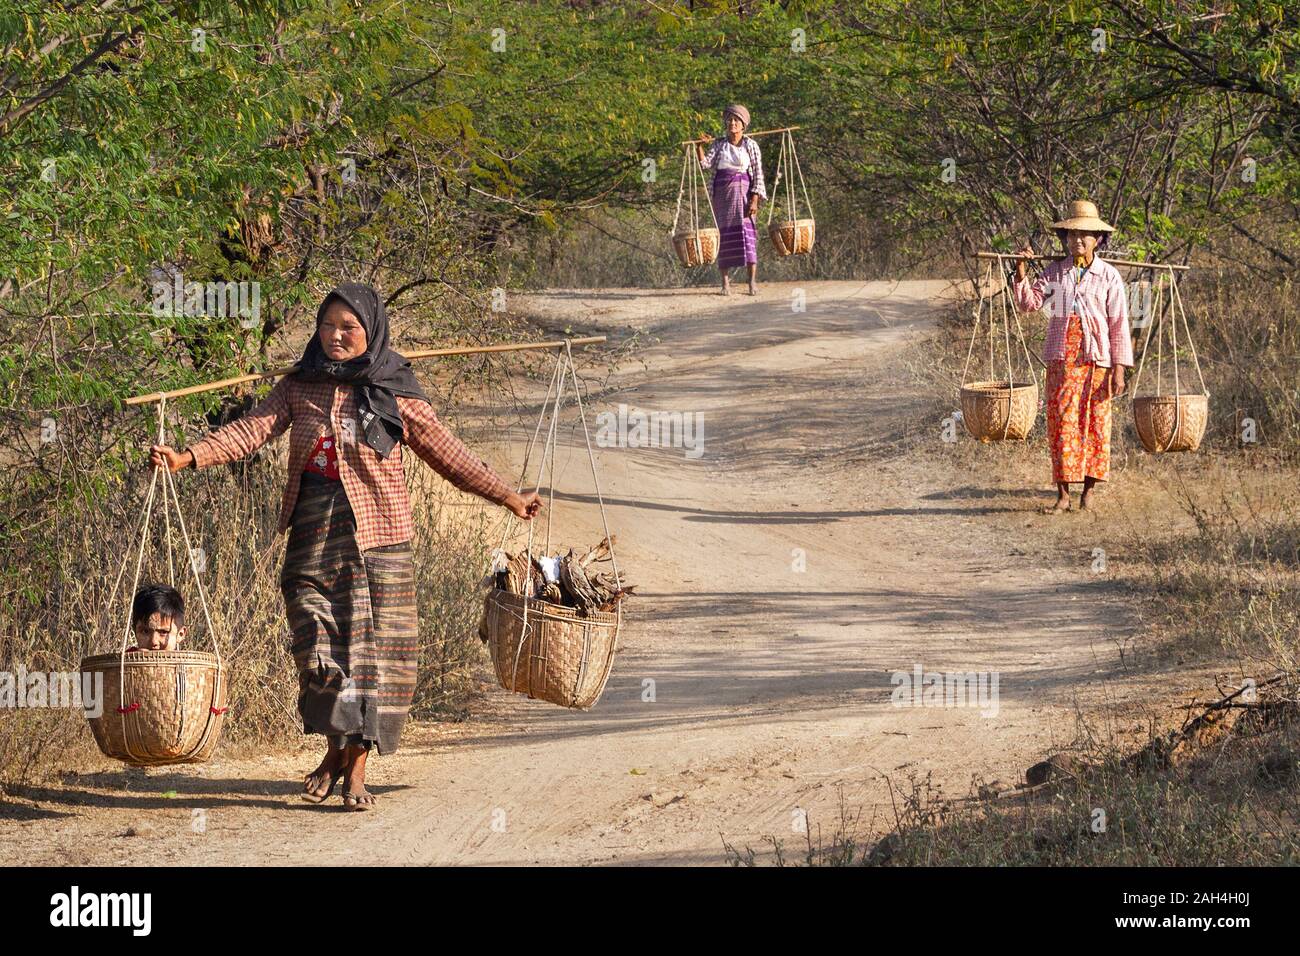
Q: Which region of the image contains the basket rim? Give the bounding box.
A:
[768,218,816,227]
[960,380,1038,393]
[672,227,719,238]
[80,650,226,670]
[1131,392,1210,404]
[485,588,619,625]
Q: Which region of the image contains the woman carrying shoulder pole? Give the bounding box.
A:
[149,283,540,810]
[1013,200,1134,513]
[695,103,766,296]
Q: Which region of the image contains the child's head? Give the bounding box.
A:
[131,584,187,650]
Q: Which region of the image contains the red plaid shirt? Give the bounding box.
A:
[1013,256,1134,368]
[187,377,516,552]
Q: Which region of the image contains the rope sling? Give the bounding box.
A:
[959,257,1041,441]
[670,141,720,267]
[82,397,229,765]
[481,342,623,709]
[764,128,816,256]
[1127,267,1210,452]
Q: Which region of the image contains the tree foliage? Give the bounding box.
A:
[1,0,1296,615]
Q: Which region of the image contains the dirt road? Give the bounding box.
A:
[4,280,1150,865]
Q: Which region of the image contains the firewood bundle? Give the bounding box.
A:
[487,535,634,616]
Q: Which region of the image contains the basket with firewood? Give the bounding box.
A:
[482,341,633,709]
[479,536,633,710]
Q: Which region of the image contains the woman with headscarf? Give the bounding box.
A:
[695,103,767,295]
[149,283,541,810]
[1013,200,1134,513]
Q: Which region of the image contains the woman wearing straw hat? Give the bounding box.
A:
[695,104,767,296]
[149,283,542,810]
[1013,200,1134,513]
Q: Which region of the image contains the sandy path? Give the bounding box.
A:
[2,280,1148,865]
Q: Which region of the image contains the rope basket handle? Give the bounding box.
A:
[671,140,720,241]
[489,343,622,692]
[765,132,786,228]
[693,142,720,233]
[765,129,813,229]
[1128,267,1209,399]
[492,343,621,583]
[961,256,1042,392]
[789,128,813,222]
[671,142,692,237]
[116,398,226,692]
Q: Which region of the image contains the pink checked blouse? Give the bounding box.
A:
[187,377,516,552]
[1013,256,1134,368]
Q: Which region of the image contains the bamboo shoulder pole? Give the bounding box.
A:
[124,335,607,407]
[679,125,801,144]
[975,251,1191,271]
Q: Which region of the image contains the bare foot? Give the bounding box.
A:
[747,282,757,296]
[301,745,345,803]
[341,743,376,811]
[1039,496,1071,515]
[343,788,377,811]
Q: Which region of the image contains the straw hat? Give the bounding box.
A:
[1052,199,1114,233]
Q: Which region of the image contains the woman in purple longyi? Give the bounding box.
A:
[695,103,767,296]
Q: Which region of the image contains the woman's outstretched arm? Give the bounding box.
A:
[398,397,540,518]
[152,377,293,471]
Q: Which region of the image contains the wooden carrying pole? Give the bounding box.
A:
[125,335,608,406]
[975,251,1190,272]
[679,125,801,144]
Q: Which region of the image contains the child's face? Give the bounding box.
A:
[134,612,186,650]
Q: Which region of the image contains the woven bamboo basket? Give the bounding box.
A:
[1132,394,1208,453]
[768,218,816,257]
[671,228,720,268]
[959,380,1039,441]
[483,589,619,710]
[81,651,228,766]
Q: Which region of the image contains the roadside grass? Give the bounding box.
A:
[871,703,1300,866]
[727,700,1300,866]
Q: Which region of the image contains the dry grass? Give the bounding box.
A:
[869,705,1300,866]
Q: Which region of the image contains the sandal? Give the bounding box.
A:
[342,789,377,812]
[301,767,344,804]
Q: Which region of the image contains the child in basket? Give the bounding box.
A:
[127,583,188,652]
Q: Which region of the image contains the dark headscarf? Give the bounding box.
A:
[294,282,430,459]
